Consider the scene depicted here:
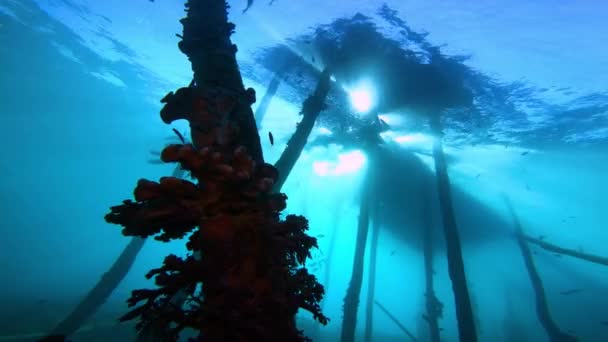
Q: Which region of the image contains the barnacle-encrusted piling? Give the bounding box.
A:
[105,1,327,340]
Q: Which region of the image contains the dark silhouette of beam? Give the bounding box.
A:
[504,195,577,342]
[524,235,608,267]
[340,162,373,342]
[272,67,332,192]
[422,189,441,342]
[430,115,477,342]
[374,300,418,342]
[255,72,283,127]
[363,198,381,342]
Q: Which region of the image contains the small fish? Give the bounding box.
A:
[538,235,546,240]
[521,151,529,156]
[475,173,481,179]
[172,128,186,144]
[316,234,325,238]
[553,253,562,258]
[600,321,608,326]
[421,314,430,322]
[268,131,274,145]
[311,56,316,63]
[560,289,583,295]
[243,0,253,13]
[390,250,396,256]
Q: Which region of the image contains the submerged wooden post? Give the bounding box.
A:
[148,66,333,341]
[101,0,329,340]
[422,189,442,342]
[272,67,332,192]
[340,158,375,342]
[503,196,577,342]
[429,114,477,342]
[363,199,381,342]
[255,71,283,127]
[43,166,184,339]
[523,235,608,267]
[49,237,146,337]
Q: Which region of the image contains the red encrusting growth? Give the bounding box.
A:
[105,88,328,341]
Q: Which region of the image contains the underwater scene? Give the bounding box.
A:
[1,0,607,341]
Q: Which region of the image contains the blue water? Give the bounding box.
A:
[0,0,607,341]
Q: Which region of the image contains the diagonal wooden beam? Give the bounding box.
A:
[524,235,608,267]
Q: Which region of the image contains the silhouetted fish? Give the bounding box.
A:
[521,151,529,156]
[268,131,274,145]
[243,0,253,13]
[172,128,186,144]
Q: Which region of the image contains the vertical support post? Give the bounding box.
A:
[429,114,477,342]
[363,198,380,342]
